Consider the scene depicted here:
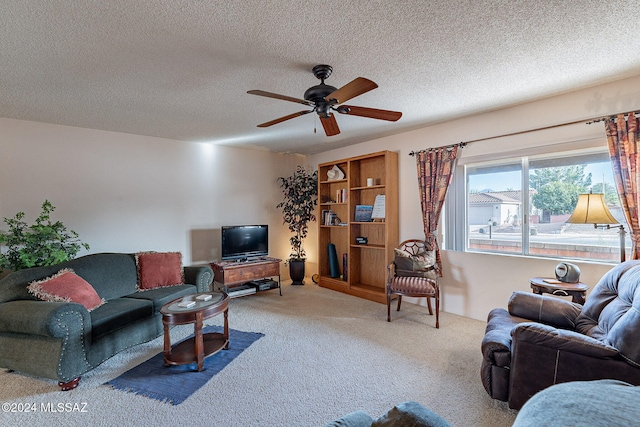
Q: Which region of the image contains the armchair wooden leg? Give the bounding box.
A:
[387,292,392,322]
[396,295,402,312]
[435,296,440,329]
[426,297,433,315]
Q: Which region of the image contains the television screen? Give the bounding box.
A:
[221,225,268,261]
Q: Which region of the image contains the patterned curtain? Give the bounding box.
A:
[606,112,640,259]
[415,145,461,274]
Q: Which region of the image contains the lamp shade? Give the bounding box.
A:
[566,193,618,225]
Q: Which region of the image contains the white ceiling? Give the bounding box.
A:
[2,1,640,155]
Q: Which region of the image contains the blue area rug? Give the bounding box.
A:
[105,326,264,405]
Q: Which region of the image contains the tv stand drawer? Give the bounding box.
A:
[211,259,280,286]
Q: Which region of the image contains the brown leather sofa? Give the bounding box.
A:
[481,260,640,409]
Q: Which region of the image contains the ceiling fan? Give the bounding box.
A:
[247,64,402,137]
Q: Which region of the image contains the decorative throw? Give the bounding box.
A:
[28,268,105,311]
[393,248,437,279]
[135,251,184,291]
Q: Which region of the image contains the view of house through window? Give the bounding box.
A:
[466,151,631,262]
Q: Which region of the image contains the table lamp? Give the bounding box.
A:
[566,192,626,262]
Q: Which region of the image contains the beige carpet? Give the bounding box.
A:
[0,283,517,426]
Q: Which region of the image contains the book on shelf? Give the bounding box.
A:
[354,205,373,222]
[322,210,342,226]
[333,188,348,203]
[328,212,338,226]
[342,253,348,281]
[371,195,385,219]
[321,209,334,225]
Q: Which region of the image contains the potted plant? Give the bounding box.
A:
[277,166,318,285]
[0,200,90,272]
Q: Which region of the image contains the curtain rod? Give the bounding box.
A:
[408,110,640,156]
[409,142,466,156]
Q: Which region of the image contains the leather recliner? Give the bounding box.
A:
[481,260,640,409]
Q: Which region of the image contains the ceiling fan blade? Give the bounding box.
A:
[320,114,340,137]
[338,105,402,122]
[325,77,378,104]
[248,90,313,106]
[257,110,313,127]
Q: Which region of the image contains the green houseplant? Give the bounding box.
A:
[0,200,90,272]
[277,166,318,285]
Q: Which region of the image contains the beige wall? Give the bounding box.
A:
[0,118,304,271]
[3,74,640,321]
[309,74,640,321]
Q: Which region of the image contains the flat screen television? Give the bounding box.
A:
[221,225,268,261]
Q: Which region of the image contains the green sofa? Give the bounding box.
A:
[0,253,212,390]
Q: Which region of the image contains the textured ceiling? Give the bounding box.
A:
[2,1,640,154]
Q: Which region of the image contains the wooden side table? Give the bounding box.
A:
[160,291,229,371]
[530,277,589,304]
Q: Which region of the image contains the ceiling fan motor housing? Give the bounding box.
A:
[303,84,338,102]
[304,83,337,117]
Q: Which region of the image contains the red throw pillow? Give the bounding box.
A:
[136,252,184,290]
[28,268,105,311]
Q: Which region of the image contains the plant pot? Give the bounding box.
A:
[289,259,306,285]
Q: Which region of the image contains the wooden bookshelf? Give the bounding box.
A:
[317,151,398,304]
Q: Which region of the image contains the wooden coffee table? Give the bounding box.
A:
[160,291,229,371]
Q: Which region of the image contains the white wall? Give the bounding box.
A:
[309,74,640,321]
[0,118,305,272]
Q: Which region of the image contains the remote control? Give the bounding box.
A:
[178,300,196,308]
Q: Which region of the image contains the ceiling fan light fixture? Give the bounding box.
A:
[316,103,332,118]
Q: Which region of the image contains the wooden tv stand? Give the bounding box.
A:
[210,257,282,297]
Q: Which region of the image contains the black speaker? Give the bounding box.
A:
[555,262,581,283]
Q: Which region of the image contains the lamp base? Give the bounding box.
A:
[619,225,626,263]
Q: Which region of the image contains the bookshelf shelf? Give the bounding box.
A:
[317,151,398,304]
[351,244,386,250]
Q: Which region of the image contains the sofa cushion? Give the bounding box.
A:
[123,284,197,312]
[136,252,184,291]
[372,401,451,427]
[27,268,105,311]
[90,297,153,339]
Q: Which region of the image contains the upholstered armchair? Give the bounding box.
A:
[481,260,640,409]
[386,239,440,328]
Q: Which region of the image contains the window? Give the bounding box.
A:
[447,148,631,262]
